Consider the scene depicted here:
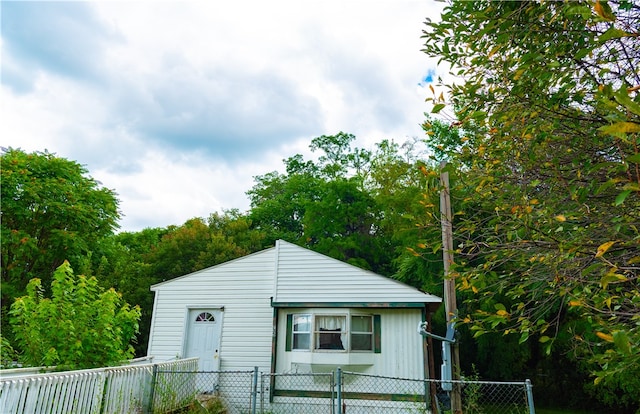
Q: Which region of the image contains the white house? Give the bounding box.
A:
[147,240,442,382]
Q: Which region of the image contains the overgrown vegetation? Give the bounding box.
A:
[9,261,140,370]
[421,0,639,411]
[1,1,637,411]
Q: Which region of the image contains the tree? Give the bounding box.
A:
[422,0,639,408]
[9,261,140,370]
[1,148,120,341]
[247,166,320,245]
[248,133,433,276]
[146,213,266,283]
[87,227,168,356]
[303,177,388,271]
[197,210,267,268]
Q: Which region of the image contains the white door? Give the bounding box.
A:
[185,308,223,372]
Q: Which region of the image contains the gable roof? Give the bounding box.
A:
[151,240,441,308]
[271,240,441,307]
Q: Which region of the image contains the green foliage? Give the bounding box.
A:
[1,148,120,342]
[422,0,639,409]
[91,228,166,356]
[9,261,141,370]
[0,335,19,368]
[146,212,267,282]
[248,133,439,277]
[248,168,321,244]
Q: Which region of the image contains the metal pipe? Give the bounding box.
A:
[251,366,259,414]
[336,367,342,414]
[526,379,536,414]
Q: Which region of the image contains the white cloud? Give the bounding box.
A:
[1,0,444,232]
[92,150,281,231]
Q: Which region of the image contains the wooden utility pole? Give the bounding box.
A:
[440,161,462,413]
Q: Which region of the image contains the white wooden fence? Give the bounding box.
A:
[0,357,198,414]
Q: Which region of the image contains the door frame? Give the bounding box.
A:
[181,305,225,365]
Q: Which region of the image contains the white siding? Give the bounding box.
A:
[273,240,441,304]
[147,249,276,372]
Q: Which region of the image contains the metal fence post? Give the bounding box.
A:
[336,367,342,414]
[260,372,265,414]
[330,371,335,414]
[145,364,158,414]
[526,379,536,414]
[252,366,259,414]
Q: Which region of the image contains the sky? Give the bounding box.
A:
[1,0,445,232]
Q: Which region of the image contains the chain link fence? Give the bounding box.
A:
[151,369,256,413]
[261,372,335,414]
[150,367,534,414]
[340,371,534,414]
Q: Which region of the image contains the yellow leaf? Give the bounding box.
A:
[539,336,551,343]
[429,84,435,95]
[600,271,628,290]
[406,247,420,257]
[513,69,525,81]
[594,0,605,18]
[595,241,615,258]
[496,309,509,317]
[596,331,614,342]
[599,121,640,135]
[593,0,615,21]
[568,300,581,307]
[555,215,566,222]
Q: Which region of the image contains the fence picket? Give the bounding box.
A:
[0,358,197,414]
[24,377,43,414]
[60,374,77,414]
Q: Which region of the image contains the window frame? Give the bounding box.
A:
[314,314,347,351]
[285,311,381,354]
[350,314,374,352]
[291,314,312,350]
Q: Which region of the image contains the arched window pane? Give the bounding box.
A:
[195,312,215,322]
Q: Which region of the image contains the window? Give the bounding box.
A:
[315,315,345,350]
[292,314,311,350]
[285,312,381,353]
[195,312,215,322]
[351,315,373,351]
